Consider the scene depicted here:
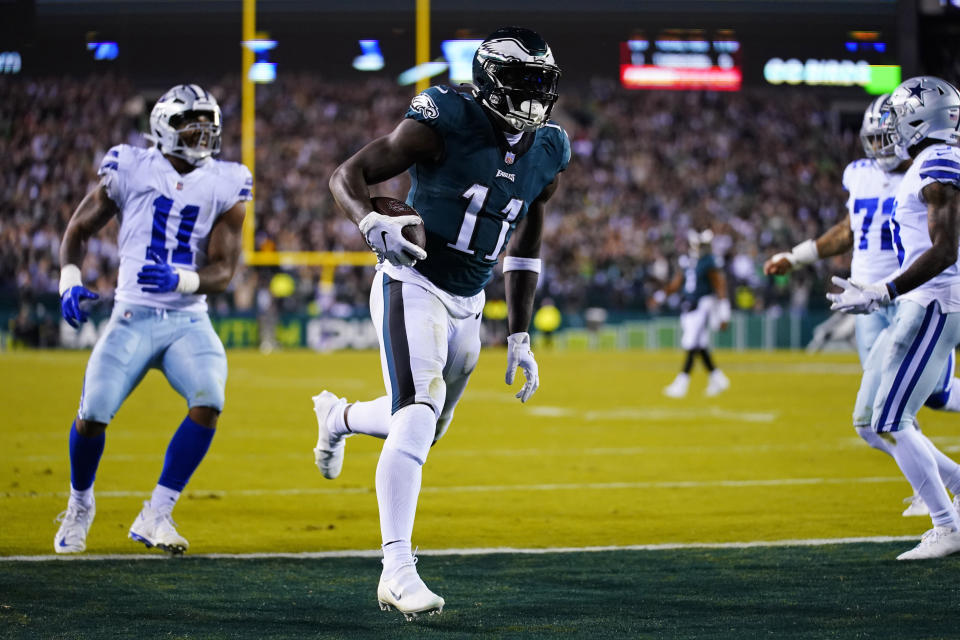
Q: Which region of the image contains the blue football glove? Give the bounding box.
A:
[60,286,99,328]
[137,250,180,294]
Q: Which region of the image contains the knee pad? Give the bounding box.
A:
[384,403,436,465]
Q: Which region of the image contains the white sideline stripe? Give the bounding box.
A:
[0,536,921,563]
[2,475,906,500]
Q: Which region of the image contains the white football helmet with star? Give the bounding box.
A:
[885,76,960,157]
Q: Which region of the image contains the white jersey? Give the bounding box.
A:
[891,143,960,312]
[842,158,902,284]
[98,145,252,312]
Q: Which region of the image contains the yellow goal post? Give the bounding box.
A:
[240,0,431,292]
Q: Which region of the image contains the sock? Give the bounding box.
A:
[855,426,895,457]
[150,484,181,516]
[382,540,413,576]
[345,396,392,439]
[891,428,960,530]
[700,349,716,372]
[918,431,960,495]
[70,486,94,509]
[376,404,436,575]
[157,416,215,493]
[69,420,105,493]
[682,350,696,374]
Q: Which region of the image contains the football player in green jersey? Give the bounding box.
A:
[660,229,731,398]
[312,27,570,619]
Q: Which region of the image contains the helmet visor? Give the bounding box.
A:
[490,63,560,101]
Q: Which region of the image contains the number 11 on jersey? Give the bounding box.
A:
[448,184,524,260]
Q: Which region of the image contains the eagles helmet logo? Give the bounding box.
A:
[411,93,439,119]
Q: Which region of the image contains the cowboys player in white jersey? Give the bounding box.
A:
[765,94,960,519]
[829,76,960,559]
[53,84,250,554]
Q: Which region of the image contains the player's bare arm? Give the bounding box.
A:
[502,175,559,403]
[505,175,557,334]
[196,201,246,294]
[329,119,442,224]
[662,273,684,296]
[889,182,960,297]
[763,214,853,275]
[60,184,119,268]
[707,267,731,330]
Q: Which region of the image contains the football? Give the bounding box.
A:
[370,196,427,250]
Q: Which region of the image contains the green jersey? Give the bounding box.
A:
[404,86,570,296]
[681,253,718,308]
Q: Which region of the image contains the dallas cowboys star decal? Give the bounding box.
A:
[906,80,930,105]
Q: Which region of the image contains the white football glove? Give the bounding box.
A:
[505,332,539,403]
[358,211,427,267]
[826,276,891,314]
[765,239,819,275]
[711,298,731,330]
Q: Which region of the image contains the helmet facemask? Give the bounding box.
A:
[167,110,222,164]
[858,94,901,172]
[148,84,223,167]
[478,60,560,132]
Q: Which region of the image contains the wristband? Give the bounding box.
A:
[175,269,200,294]
[59,264,83,296]
[503,257,542,273]
[790,239,819,267]
[886,281,898,300]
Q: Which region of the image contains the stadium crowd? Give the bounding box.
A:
[2,72,874,343]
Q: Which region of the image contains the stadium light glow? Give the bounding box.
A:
[242,39,278,84]
[353,40,384,72]
[397,61,448,86]
[0,51,22,74]
[86,42,118,61]
[441,39,483,84]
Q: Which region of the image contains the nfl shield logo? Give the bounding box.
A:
[176,182,184,190]
[504,151,515,165]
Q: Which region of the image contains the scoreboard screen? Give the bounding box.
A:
[620,32,742,91]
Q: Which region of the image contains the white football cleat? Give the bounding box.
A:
[705,370,730,397]
[313,391,349,480]
[896,526,960,560]
[53,499,96,553]
[663,374,689,398]
[902,494,930,517]
[377,563,445,621]
[129,501,189,554]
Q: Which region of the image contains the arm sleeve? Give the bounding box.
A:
[235,164,254,203]
[97,145,127,207]
[918,148,960,195]
[558,127,571,173]
[404,86,460,138]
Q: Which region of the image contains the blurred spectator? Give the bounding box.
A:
[1,72,879,334]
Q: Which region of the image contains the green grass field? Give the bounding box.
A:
[2,348,960,638]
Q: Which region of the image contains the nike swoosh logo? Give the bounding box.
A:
[389,587,403,601]
[381,231,389,253]
[59,538,68,547]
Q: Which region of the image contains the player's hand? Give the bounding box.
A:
[712,298,731,331]
[763,253,794,276]
[137,250,180,294]
[826,276,891,314]
[60,286,99,328]
[505,332,539,403]
[358,211,427,268]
